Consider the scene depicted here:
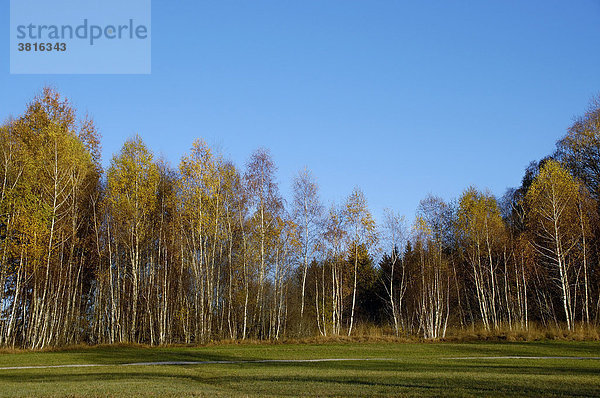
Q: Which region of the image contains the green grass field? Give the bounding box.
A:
[0,341,599,397]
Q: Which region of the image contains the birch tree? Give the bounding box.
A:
[105,135,159,342]
[344,187,377,336]
[323,204,347,335]
[244,148,283,338]
[0,88,100,348]
[381,209,407,335]
[456,187,506,330]
[292,167,323,332]
[414,196,451,339]
[526,160,583,330]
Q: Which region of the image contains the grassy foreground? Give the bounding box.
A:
[0,341,599,397]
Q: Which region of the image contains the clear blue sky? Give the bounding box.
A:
[2,1,600,222]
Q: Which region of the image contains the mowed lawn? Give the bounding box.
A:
[0,341,599,397]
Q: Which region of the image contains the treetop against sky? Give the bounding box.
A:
[2,1,600,220]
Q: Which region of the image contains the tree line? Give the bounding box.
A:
[1,88,600,348]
